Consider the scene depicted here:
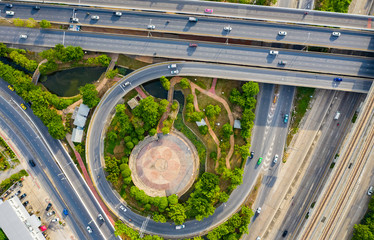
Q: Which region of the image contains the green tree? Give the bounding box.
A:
[189,111,204,122]
[133,96,161,130]
[13,18,25,27]
[179,78,190,89]
[26,18,37,28]
[149,128,157,136]
[39,19,51,28]
[107,131,117,142]
[167,203,187,225]
[153,213,167,223]
[352,224,374,240]
[160,76,170,90]
[167,194,178,205]
[171,102,178,111]
[222,123,233,139]
[162,127,170,135]
[80,84,100,108]
[106,69,118,79]
[234,144,250,160]
[198,125,208,135]
[205,104,221,119]
[0,43,7,57]
[126,141,134,150]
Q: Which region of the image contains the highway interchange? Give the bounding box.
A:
[0,0,373,240]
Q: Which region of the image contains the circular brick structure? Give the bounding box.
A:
[129,132,198,197]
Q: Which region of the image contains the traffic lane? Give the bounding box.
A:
[0,26,373,78]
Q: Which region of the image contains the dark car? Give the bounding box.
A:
[23,201,29,207]
[20,193,27,200]
[46,203,52,211]
[282,230,288,237]
[33,6,40,10]
[29,159,36,167]
[250,151,254,159]
[15,190,21,196]
[6,4,13,8]
[334,77,342,82]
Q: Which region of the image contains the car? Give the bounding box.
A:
[23,201,29,207]
[6,11,15,16]
[63,208,69,215]
[20,193,27,200]
[278,60,287,65]
[189,43,198,47]
[188,17,198,22]
[98,214,105,221]
[284,114,289,123]
[171,70,179,74]
[29,159,36,167]
[114,12,122,16]
[175,225,185,229]
[47,211,55,216]
[51,218,59,222]
[46,203,52,211]
[91,15,99,20]
[257,157,263,165]
[6,4,13,8]
[20,35,28,39]
[368,186,374,196]
[250,151,254,159]
[334,77,342,82]
[223,26,232,31]
[33,6,41,10]
[270,50,279,55]
[204,8,213,14]
[168,64,177,69]
[332,32,341,37]
[256,207,261,214]
[273,154,279,164]
[278,31,287,36]
[87,226,92,233]
[20,103,27,110]
[123,82,130,87]
[282,230,288,237]
[256,237,261,240]
[15,190,21,196]
[8,85,14,91]
[119,205,127,212]
[71,17,79,23]
[147,25,155,30]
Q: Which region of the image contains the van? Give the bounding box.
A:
[334,111,340,120]
[188,17,198,22]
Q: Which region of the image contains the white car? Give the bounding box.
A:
[71,17,79,23]
[175,225,185,229]
[171,70,179,74]
[114,12,122,16]
[278,60,287,65]
[168,64,177,69]
[147,25,155,30]
[20,35,28,39]
[51,218,59,222]
[223,26,232,31]
[273,154,279,164]
[91,15,100,20]
[46,211,55,216]
[119,205,127,212]
[332,32,341,37]
[6,11,15,16]
[269,50,279,55]
[278,31,287,36]
[368,186,373,196]
[98,214,105,221]
[256,207,261,214]
[87,226,92,233]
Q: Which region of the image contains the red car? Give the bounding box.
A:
[189,43,198,47]
[204,8,213,14]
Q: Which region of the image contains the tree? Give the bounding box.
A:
[153,213,167,223]
[80,84,100,108]
[352,224,374,240]
[171,102,178,111]
[167,203,187,225]
[13,18,25,27]
[205,104,221,119]
[133,96,161,130]
[107,131,117,142]
[160,76,170,90]
[179,78,190,89]
[149,128,157,136]
[234,144,250,160]
[222,123,233,139]
[189,111,204,122]
[162,127,170,135]
[39,19,51,28]
[158,197,169,211]
[106,69,118,79]
[167,194,178,205]
[26,18,37,28]
[159,99,169,114]
[198,125,208,135]
[210,151,217,161]
[126,141,134,150]
[0,43,7,57]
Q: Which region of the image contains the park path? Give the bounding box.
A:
[135,86,147,99]
[190,81,234,170]
[209,78,217,94]
[32,59,47,85]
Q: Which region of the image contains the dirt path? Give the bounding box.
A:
[209,78,217,94]
[190,81,234,170]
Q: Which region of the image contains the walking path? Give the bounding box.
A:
[135,86,147,99]
[32,59,47,85]
[209,78,217,94]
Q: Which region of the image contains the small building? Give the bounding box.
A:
[195,119,207,127]
[71,128,84,143]
[127,97,139,109]
[73,114,87,129]
[77,104,90,117]
[234,120,241,129]
[0,196,44,240]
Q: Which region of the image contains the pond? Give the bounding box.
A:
[142,80,185,113]
[40,66,107,97]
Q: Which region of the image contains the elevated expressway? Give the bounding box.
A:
[86,61,371,238]
[1,3,374,51]
[25,0,374,30]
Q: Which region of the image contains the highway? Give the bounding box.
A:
[0,26,374,78]
[0,79,116,240]
[36,0,374,30]
[1,3,374,51]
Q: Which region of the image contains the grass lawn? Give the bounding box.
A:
[185,76,213,90]
[286,87,315,147]
[215,79,243,109]
[117,54,149,70]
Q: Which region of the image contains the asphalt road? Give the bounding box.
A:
[31,0,374,30]
[1,26,374,78]
[1,3,373,51]
[277,91,362,240]
[87,61,348,238]
[0,79,117,240]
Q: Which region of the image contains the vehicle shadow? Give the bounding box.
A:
[276,35,286,41]
[183,22,195,32]
[187,47,196,56]
[266,54,276,63]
